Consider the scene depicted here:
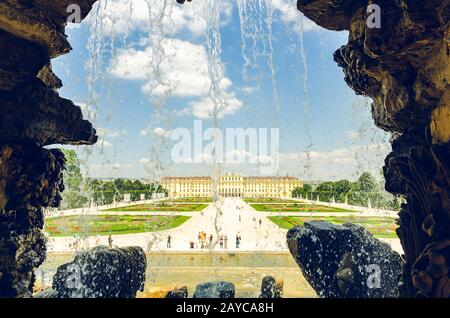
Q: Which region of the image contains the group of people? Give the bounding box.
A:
[219,235,229,249]
[185,232,243,250]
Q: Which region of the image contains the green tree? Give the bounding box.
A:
[292,184,313,197]
[334,179,352,196]
[316,181,335,193]
[356,172,377,192]
[61,149,88,209]
[114,178,126,191]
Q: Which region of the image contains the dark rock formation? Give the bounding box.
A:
[287,221,403,298]
[0,143,65,297]
[52,246,146,298]
[193,281,235,298]
[165,286,189,298]
[0,1,97,146]
[259,276,283,298]
[0,0,98,297]
[297,0,450,298]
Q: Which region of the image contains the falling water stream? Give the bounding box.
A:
[37,0,397,297]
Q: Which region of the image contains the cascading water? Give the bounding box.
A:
[237,0,281,177]
[297,15,313,180]
[38,0,396,297]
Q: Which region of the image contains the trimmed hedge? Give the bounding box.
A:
[92,190,163,205]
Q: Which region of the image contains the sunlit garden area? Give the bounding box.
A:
[251,203,355,213]
[102,203,208,212]
[243,198,299,204]
[45,215,191,237]
[268,216,398,238]
[167,197,213,203]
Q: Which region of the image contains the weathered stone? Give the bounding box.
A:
[0,0,98,298]
[193,281,235,298]
[0,28,48,91]
[297,0,357,31]
[296,0,450,298]
[52,246,147,298]
[165,286,188,298]
[0,143,65,297]
[0,80,97,146]
[287,221,403,298]
[259,276,283,298]
[37,64,62,90]
[0,0,97,58]
[411,239,450,298]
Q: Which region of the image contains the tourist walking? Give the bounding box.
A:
[236,233,241,249]
[209,234,213,246]
[108,235,113,248]
[219,236,224,249]
[224,235,228,249]
[167,235,172,249]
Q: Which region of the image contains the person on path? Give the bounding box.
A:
[108,235,113,248]
[167,235,172,249]
[236,233,240,249]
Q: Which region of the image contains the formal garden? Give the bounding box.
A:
[243,198,299,204]
[268,216,398,238]
[102,203,208,212]
[167,197,213,203]
[45,215,191,237]
[251,203,355,213]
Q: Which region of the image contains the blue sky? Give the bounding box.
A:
[53,0,390,182]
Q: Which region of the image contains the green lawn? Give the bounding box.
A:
[45,215,191,237]
[102,203,208,212]
[243,197,299,204]
[268,216,398,238]
[166,197,213,203]
[251,203,355,213]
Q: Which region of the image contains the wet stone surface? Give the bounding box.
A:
[287,221,403,298]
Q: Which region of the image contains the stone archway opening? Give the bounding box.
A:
[0,0,448,299]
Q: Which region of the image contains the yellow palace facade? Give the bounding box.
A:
[161,174,303,198]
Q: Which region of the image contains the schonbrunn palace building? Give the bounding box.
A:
[161,174,303,198]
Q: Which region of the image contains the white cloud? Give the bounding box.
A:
[271,0,319,32]
[157,142,389,181]
[96,139,113,148]
[279,143,390,180]
[109,38,242,119]
[97,127,127,138]
[111,163,123,170]
[110,39,220,97]
[242,86,258,94]
[346,130,360,141]
[90,0,233,37]
[76,102,96,121]
[153,127,172,137]
[139,158,151,165]
[188,93,243,119]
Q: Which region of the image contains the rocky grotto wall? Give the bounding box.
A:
[0,0,97,297]
[0,0,448,299]
[296,0,450,297]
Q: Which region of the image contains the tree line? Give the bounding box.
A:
[60,150,167,209]
[292,172,401,210]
